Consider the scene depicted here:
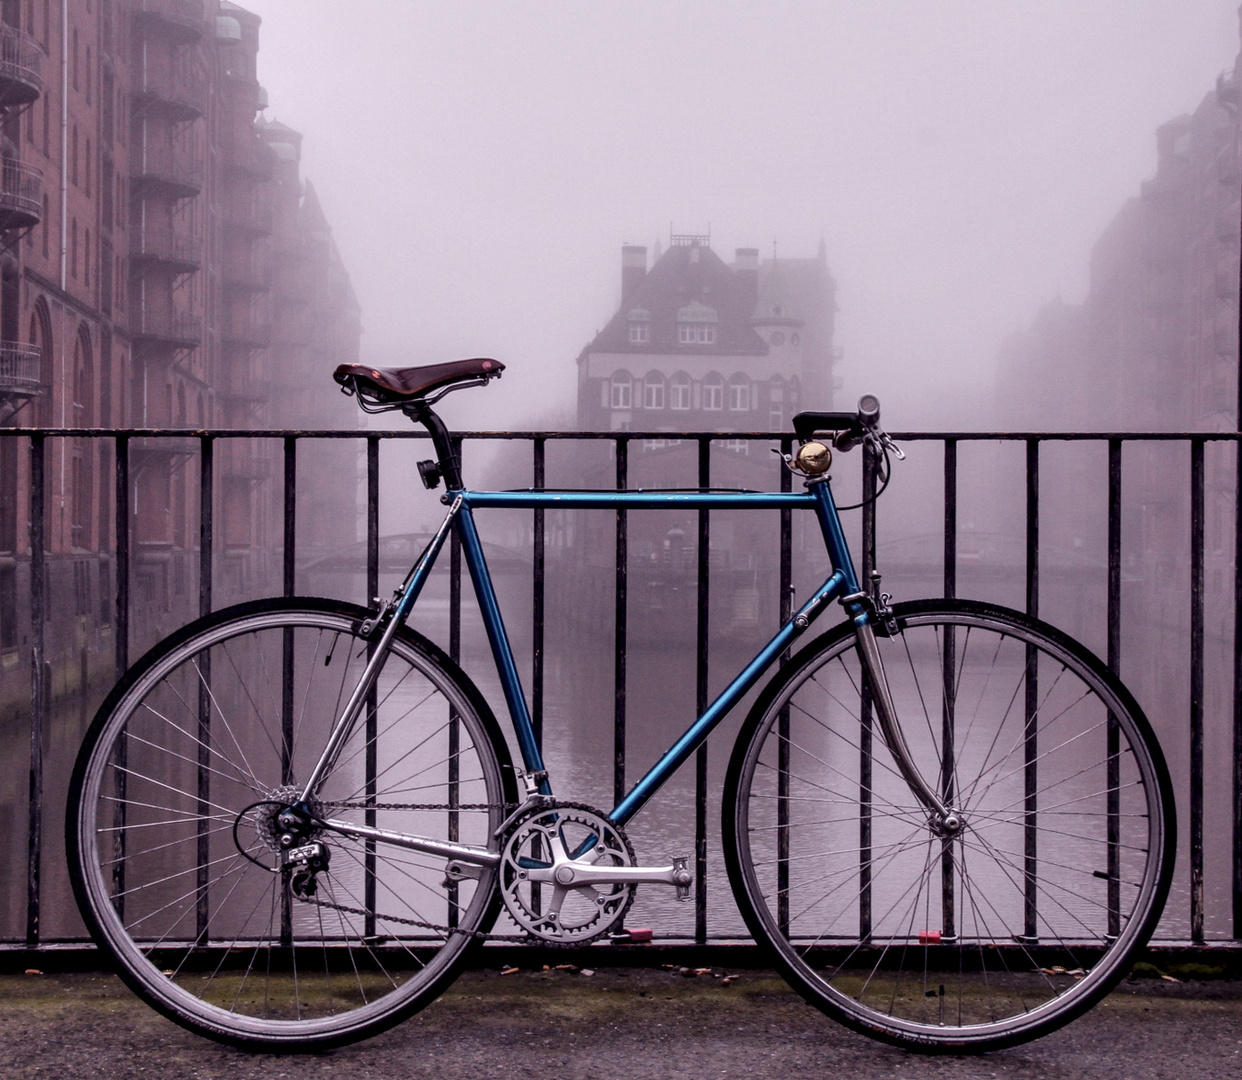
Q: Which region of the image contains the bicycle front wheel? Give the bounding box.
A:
[724,599,1174,1052]
[68,597,514,1051]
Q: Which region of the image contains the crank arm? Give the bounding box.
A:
[321,817,499,868]
[522,860,693,891]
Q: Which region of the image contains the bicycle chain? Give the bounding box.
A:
[294,800,521,941]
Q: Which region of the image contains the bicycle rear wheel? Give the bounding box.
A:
[68,597,514,1050]
[724,599,1174,1051]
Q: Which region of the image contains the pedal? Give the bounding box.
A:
[672,856,692,901]
[608,927,653,944]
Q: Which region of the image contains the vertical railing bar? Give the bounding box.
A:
[940,438,957,938]
[1190,438,1205,944]
[695,436,710,944]
[367,436,380,605]
[114,433,130,677]
[198,436,213,618]
[449,433,464,922]
[450,436,463,668]
[1023,438,1039,941]
[110,434,131,918]
[777,435,792,934]
[365,435,380,936]
[943,439,957,600]
[858,442,876,941]
[532,437,546,752]
[613,437,628,808]
[280,435,298,937]
[282,435,296,598]
[25,433,45,948]
[197,435,214,940]
[1107,439,1122,937]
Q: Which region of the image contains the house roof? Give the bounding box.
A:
[584,241,767,357]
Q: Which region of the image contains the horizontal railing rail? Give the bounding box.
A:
[0,425,1238,954]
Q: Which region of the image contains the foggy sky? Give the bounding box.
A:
[239,1,1239,430]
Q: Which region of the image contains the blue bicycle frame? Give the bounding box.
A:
[376,481,867,829]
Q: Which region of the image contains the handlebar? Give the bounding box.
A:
[792,394,883,451]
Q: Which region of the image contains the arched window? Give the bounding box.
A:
[702,372,724,411]
[71,324,94,546]
[609,370,632,410]
[31,297,53,425]
[642,371,665,410]
[669,372,691,411]
[728,373,750,412]
[73,323,93,426]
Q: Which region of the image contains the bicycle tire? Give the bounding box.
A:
[68,596,515,1051]
[723,598,1174,1052]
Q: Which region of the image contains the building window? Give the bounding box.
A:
[769,408,783,431]
[670,372,691,411]
[729,375,750,412]
[610,371,632,409]
[678,323,716,345]
[643,373,665,410]
[703,374,724,411]
[627,316,650,344]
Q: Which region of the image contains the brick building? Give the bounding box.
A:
[992,22,1241,818]
[0,1,361,718]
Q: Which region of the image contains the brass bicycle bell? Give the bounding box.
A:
[792,440,832,476]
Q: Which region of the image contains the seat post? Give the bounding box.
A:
[403,402,464,491]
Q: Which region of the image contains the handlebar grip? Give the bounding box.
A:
[832,395,882,452]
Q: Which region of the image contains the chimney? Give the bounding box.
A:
[734,248,759,309]
[621,245,647,300]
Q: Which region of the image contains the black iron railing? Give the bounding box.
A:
[0,425,1239,952]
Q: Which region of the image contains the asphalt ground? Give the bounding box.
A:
[2,965,1241,1080]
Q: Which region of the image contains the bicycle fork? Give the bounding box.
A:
[851,615,960,834]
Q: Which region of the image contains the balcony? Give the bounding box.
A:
[0,340,40,397]
[226,141,275,180]
[130,149,202,200]
[223,249,272,293]
[130,308,203,349]
[129,226,202,273]
[0,158,41,230]
[223,199,274,235]
[131,70,205,122]
[222,311,272,349]
[0,24,43,107]
[134,0,205,45]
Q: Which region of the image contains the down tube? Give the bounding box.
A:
[455,504,548,781]
[609,569,848,828]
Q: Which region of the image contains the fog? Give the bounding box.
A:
[241,0,1237,429]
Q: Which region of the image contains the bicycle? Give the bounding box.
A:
[67,357,1175,1053]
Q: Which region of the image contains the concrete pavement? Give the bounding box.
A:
[2,966,1240,1079]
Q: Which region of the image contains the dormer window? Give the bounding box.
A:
[627,308,651,344]
[677,301,717,345]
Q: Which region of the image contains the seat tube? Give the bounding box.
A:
[455,502,547,781]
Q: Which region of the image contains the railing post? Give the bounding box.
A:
[283,435,296,598]
[695,437,710,945]
[613,436,627,807]
[1107,439,1122,937]
[1190,438,1205,944]
[25,433,45,948]
[1023,438,1040,941]
[114,434,130,677]
[532,437,546,752]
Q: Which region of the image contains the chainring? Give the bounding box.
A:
[499,801,635,945]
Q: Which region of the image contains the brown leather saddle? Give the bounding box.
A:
[334,358,504,409]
